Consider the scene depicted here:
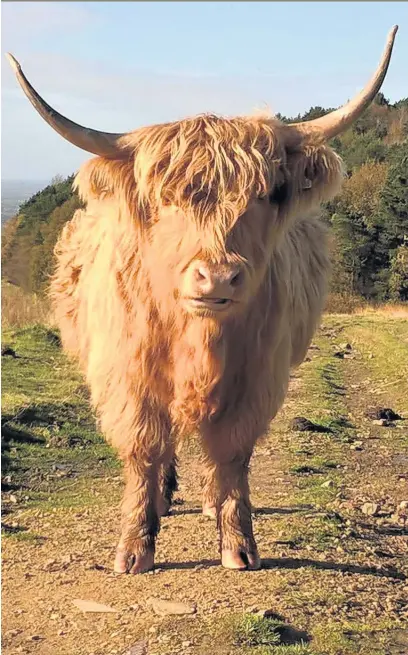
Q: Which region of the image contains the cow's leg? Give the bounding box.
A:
[157,454,178,517]
[113,456,160,575]
[202,438,259,570]
[201,458,217,519]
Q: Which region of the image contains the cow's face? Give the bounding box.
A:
[143,192,284,320]
[138,122,344,321]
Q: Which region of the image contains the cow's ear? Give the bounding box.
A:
[74,157,139,208]
[287,144,345,204]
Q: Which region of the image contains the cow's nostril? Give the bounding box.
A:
[196,267,208,282]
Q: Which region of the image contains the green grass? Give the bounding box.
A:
[233,615,282,648]
[283,325,356,510]
[341,315,408,416]
[225,614,316,655]
[2,325,120,528]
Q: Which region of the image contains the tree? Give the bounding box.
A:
[389,243,408,301]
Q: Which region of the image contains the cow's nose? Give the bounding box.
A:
[193,262,244,297]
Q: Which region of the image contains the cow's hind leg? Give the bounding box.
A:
[202,438,260,571]
[201,459,217,519]
[158,454,178,516]
[114,456,160,575]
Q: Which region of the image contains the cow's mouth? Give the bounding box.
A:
[186,297,232,311]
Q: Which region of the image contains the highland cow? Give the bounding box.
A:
[7,26,398,574]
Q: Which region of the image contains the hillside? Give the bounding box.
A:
[2,94,408,301]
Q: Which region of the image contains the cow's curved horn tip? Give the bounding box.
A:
[5,53,21,73]
[389,25,398,39]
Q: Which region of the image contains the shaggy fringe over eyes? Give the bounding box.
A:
[73,115,345,244]
[123,114,286,234]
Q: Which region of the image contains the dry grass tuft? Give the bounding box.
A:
[353,303,408,318]
[1,281,53,329]
[325,293,408,318]
[324,293,367,315]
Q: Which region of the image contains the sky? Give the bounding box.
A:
[2,1,407,181]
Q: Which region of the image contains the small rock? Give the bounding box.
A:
[2,346,17,358]
[27,635,42,642]
[373,419,390,427]
[321,480,334,488]
[340,343,352,351]
[256,609,284,620]
[247,606,259,613]
[361,502,379,516]
[368,407,402,421]
[396,501,408,523]
[290,417,331,433]
[57,630,65,637]
[9,495,18,504]
[350,441,363,451]
[121,641,148,655]
[148,598,196,617]
[182,641,193,648]
[72,599,117,613]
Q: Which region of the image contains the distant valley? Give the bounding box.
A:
[1,180,49,226]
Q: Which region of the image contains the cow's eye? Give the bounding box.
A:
[269,182,288,205]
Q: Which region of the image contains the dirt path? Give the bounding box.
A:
[2,314,408,655]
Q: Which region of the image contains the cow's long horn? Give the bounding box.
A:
[6,53,128,159]
[292,26,398,140]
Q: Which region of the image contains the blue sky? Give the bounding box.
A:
[2,1,407,181]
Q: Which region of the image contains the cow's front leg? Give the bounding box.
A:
[114,457,159,574]
[157,454,178,517]
[202,438,260,570]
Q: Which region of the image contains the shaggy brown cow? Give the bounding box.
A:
[7,26,398,574]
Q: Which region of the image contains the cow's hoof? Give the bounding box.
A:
[113,546,154,574]
[202,503,217,519]
[221,548,261,571]
[128,550,155,574]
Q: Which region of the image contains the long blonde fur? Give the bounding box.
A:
[50,113,344,564]
[51,113,343,453]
